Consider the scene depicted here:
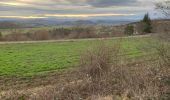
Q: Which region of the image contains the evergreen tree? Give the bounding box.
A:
[142,13,152,33]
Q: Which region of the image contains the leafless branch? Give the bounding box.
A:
[155,0,170,17]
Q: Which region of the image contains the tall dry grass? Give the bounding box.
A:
[55,42,169,100]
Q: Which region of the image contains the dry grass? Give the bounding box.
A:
[56,42,169,100]
[80,42,120,80]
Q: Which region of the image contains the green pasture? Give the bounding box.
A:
[0,37,156,77]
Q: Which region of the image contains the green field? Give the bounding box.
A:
[0,37,155,77]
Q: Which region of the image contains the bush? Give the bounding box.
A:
[58,42,122,99]
[124,25,134,35]
[156,43,170,67]
[0,32,2,40]
[0,32,2,37]
[156,32,170,42]
[80,43,120,80]
[156,43,170,99]
[4,33,29,41]
[57,42,167,99]
[32,30,51,40]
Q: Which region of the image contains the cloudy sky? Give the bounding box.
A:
[0,0,163,19]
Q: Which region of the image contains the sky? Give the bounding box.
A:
[0,0,164,19]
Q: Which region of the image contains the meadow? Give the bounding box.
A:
[0,36,155,77]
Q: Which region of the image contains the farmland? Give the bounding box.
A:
[0,0,170,99]
[0,34,169,100]
[0,36,155,77]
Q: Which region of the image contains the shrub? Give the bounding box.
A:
[58,42,167,99]
[156,43,170,99]
[156,32,170,42]
[80,42,120,80]
[50,27,70,39]
[124,25,134,35]
[58,42,122,99]
[32,30,51,40]
[156,43,170,68]
[0,32,2,37]
[0,32,2,40]
[4,33,29,41]
[68,27,97,39]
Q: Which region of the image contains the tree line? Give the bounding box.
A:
[0,13,156,41]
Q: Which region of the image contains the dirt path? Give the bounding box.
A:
[0,35,150,45]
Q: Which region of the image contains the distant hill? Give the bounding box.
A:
[0,18,136,28]
[1,18,169,34]
[60,20,96,26]
[0,21,22,29]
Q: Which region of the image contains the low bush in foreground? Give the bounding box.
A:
[56,43,169,100]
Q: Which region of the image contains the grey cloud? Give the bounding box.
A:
[86,0,137,7]
[0,0,156,18]
[0,0,142,8]
[51,0,138,7]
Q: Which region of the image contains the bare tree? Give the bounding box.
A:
[156,0,170,17]
[155,0,170,41]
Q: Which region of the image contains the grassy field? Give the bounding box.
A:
[0,36,155,77]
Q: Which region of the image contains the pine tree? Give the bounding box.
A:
[142,13,152,33]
